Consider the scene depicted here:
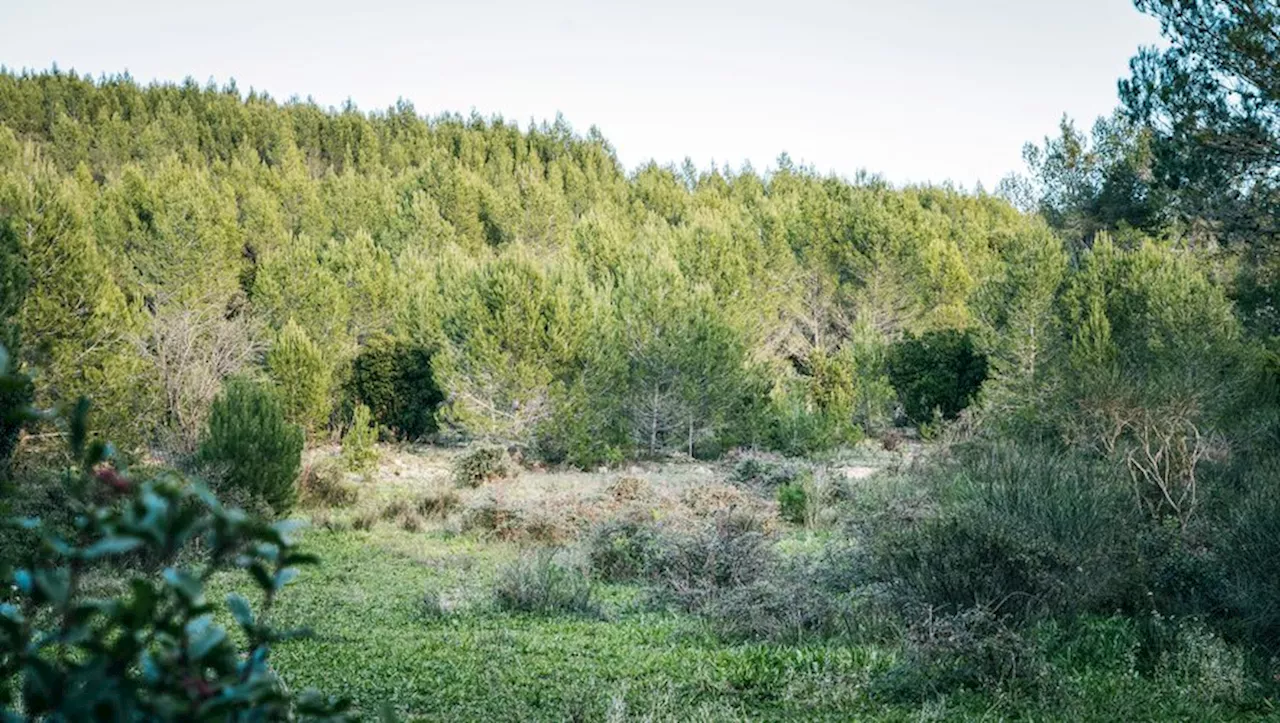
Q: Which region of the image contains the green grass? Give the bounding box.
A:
[208,527,905,721]
[204,524,1280,721]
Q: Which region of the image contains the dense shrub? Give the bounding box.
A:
[728,449,805,488]
[266,319,332,434]
[777,482,808,524]
[887,329,988,425]
[452,445,512,487]
[652,510,774,611]
[493,548,598,616]
[698,539,870,642]
[0,346,31,470]
[198,378,304,515]
[340,403,379,473]
[349,334,444,440]
[417,487,462,518]
[1219,469,1280,650]
[871,442,1137,621]
[583,515,669,582]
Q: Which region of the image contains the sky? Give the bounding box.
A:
[2,0,1164,188]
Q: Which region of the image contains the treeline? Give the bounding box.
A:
[0,62,1272,471]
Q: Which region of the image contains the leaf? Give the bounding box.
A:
[32,569,70,606]
[162,568,203,604]
[226,593,255,628]
[185,615,227,662]
[274,567,299,590]
[82,535,143,560]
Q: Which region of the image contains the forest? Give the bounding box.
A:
[3,0,1280,719]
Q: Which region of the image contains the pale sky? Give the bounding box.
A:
[2,0,1164,188]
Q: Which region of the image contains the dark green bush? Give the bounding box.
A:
[349,334,443,441]
[1219,468,1280,651]
[198,378,304,515]
[887,329,988,425]
[0,347,31,470]
[776,482,807,524]
[452,445,512,487]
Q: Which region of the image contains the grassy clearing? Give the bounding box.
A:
[209,528,896,721]
[202,444,1280,721]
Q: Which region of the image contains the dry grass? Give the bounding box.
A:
[301,444,891,541]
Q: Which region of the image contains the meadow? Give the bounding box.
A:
[195,443,1280,721]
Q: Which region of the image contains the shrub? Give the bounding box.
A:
[1154,620,1249,705]
[875,605,1049,701]
[266,319,332,434]
[417,488,462,518]
[0,356,349,720]
[583,515,668,582]
[1219,469,1280,650]
[887,329,988,426]
[340,403,379,473]
[461,494,524,539]
[870,442,1137,622]
[653,510,774,612]
[493,548,598,616]
[349,334,444,440]
[698,539,870,642]
[299,458,359,508]
[198,378,304,515]
[453,445,512,487]
[777,482,807,525]
[606,475,653,503]
[728,449,804,488]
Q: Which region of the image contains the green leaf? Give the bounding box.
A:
[185,615,227,661]
[82,536,143,560]
[226,593,255,627]
[274,567,299,590]
[162,568,203,604]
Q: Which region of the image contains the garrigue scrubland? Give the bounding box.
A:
[5,0,1280,718]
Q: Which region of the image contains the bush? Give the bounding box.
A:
[298,459,358,508]
[875,605,1049,701]
[887,329,988,426]
[870,442,1137,622]
[453,445,512,487]
[728,449,805,488]
[777,482,807,525]
[0,354,349,720]
[493,548,598,616]
[340,403,379,473]
[698,539,870,642]
[417,488,462,518]
[652,510,774,612]
[349,334,444,440]
[583,514,668,582]
[0,345,32,470]
[266,319,332,434]
[198,378,304,515]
